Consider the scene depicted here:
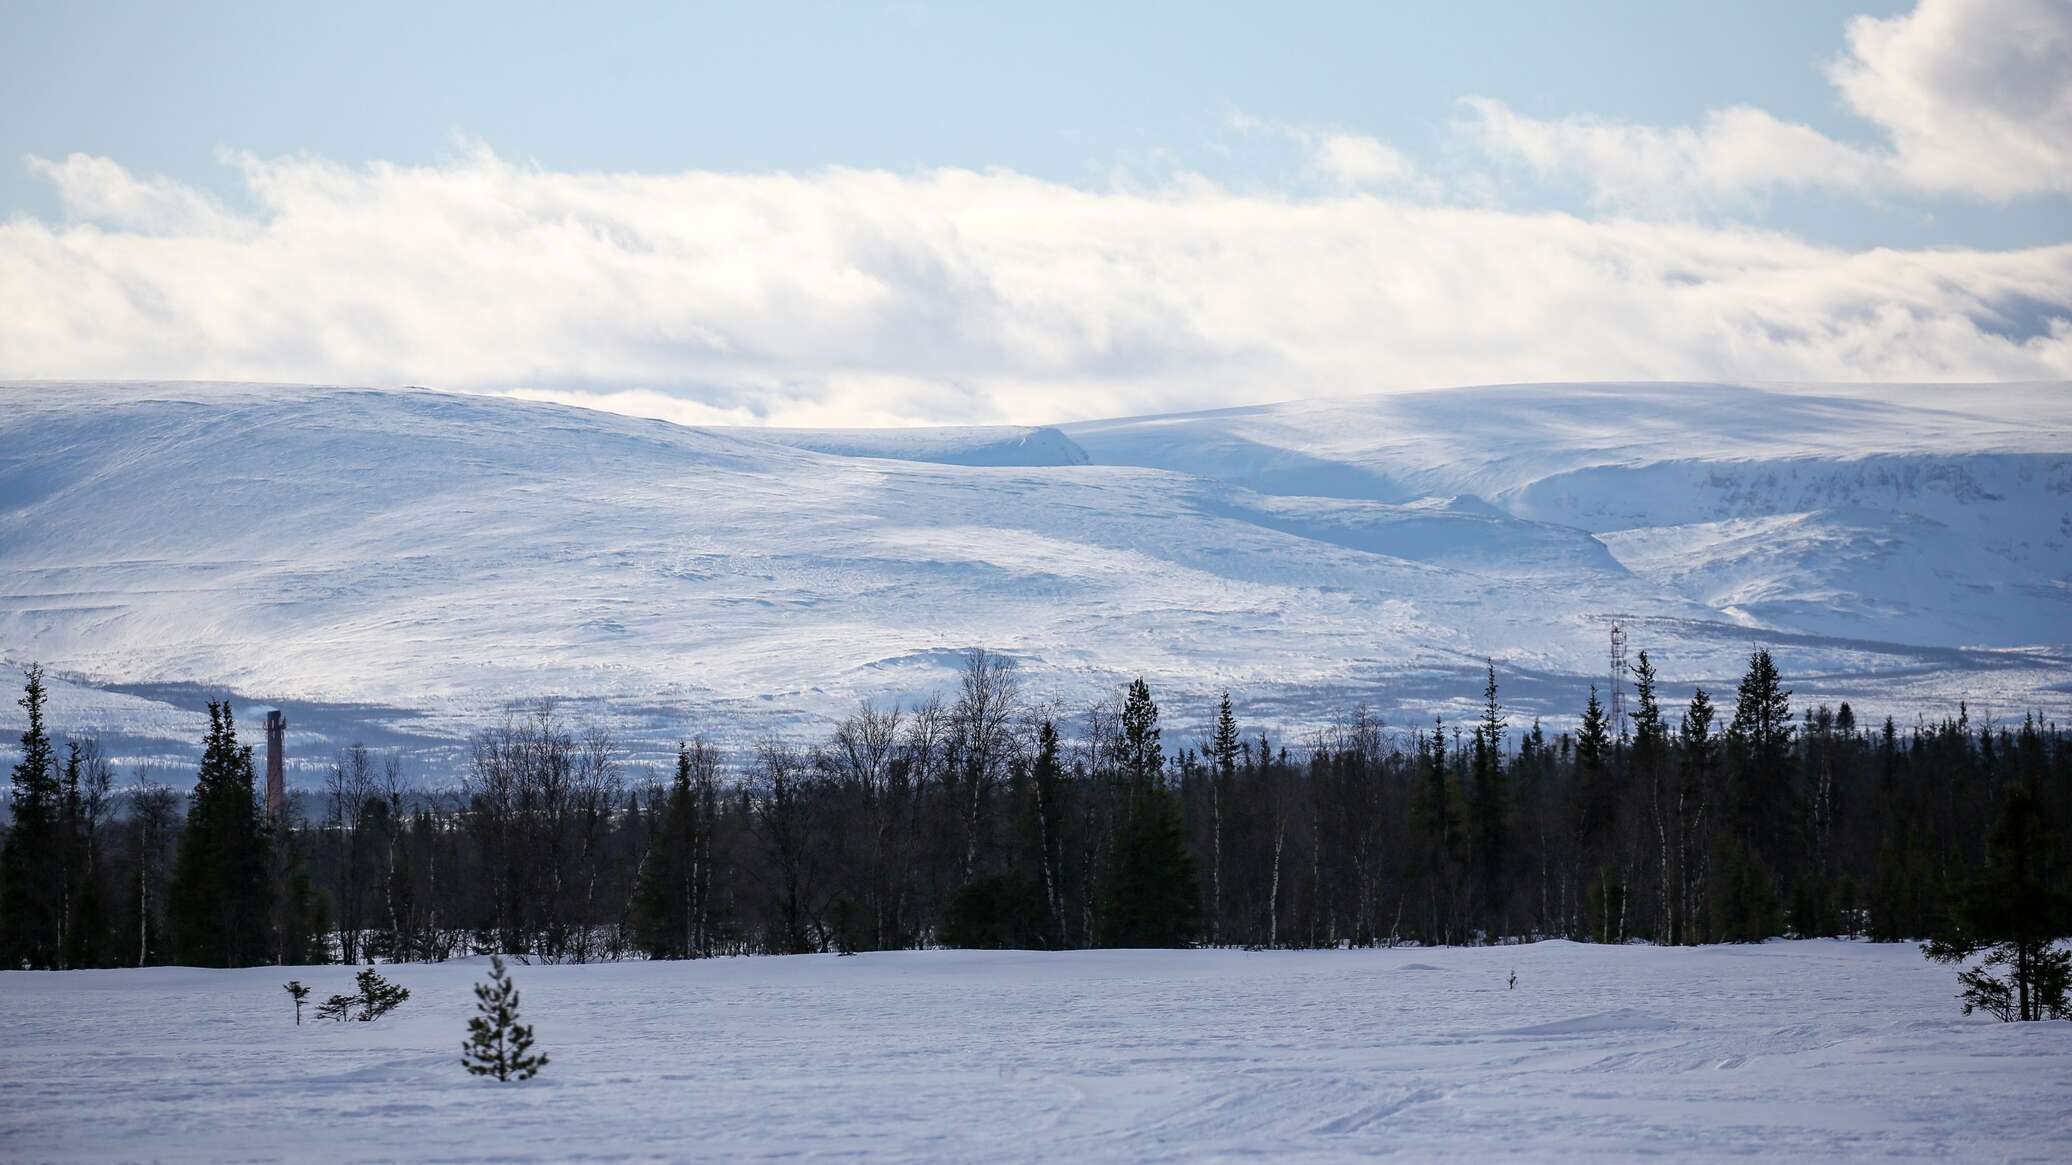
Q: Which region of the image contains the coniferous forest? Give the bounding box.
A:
[3,648,2068,973]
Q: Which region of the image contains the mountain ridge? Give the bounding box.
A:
[1,378,2065,771]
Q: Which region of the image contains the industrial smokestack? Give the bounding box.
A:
[265,710,286,819]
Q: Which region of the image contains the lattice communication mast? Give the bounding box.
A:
[1608,621,1629,739]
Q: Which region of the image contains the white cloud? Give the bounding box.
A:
[1832,0,2072,197]
[1227,114,1422,192]
[1460,99,1890,213]
[1465,0,2072,209]
[1301,131,1418,190]
[24,152,250,236]
[1,149,2066,426]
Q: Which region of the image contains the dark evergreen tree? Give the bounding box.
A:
[1207,691,1239,945]
[1716,649,1792,941]
[2,665,62,968]
[277,860,329,966]
[1118,678,1164,788]
[1669,687,1716,944]
[1099,680,1199,947]
[631,744,697,959]
[352,964,411,1020]
[1628,653,1670,942]
[1468,661,1508,938]
[1923,780,2070,1021]
[167,702,274,966]
[463,955,547,1081]
[1574,687,1619,941]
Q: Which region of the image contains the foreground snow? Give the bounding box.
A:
[1,942,2064,1162]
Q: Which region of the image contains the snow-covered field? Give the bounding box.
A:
[1,379,2066,778]
[1,942,2064,1162]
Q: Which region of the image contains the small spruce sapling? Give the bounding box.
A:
[1921,782,2071,1022]
[316,993,356,1022]
[463,955,547,1081]
[284,980,310,1024]
[353,966,411,1021]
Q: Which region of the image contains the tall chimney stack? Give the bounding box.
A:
[265,710,286,819]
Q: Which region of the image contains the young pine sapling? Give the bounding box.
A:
[462,956,548,1082]
[353,966,411,1021]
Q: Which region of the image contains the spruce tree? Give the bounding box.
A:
[1211,693,1240,779]
[1118,678,1164,789]
[1673,688,1716,943]
[352,964,411,1020]
[1208,693,1239,945]
[168,702,274,967]
[1628,653,1668,941]
[1922,780,2071,1021]
[1100,680,1199,947]
[632,744,695,959]
[2,665,62,968]
[1574,687,1619,942]
[1717,650,1791,941]
[1468,661,1508,937]
[463,955,548,1081]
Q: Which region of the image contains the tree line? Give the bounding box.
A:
[3,647,2067,975]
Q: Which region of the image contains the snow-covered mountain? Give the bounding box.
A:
[1,379,2066,775]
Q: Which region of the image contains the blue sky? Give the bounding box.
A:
[2,1,2067,424]
[7,0,2059,248]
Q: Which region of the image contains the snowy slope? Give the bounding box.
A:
[2,942,2066,1162]
[1065,381,2072,649]
[746,424,1088,466]
[0,380,2066,772]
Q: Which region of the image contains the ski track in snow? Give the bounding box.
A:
[1,379,2067,780]
[2,941,2067,1162]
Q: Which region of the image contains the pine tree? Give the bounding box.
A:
[1717,650,1791,941]
[1118,678,1164,790]
[1208,692,1239,945]
[1727,649,1794,851]
[1922,780,2071,1021]
[631,745,697,959]
[1671,688,1715,944]
[2,665,62,968]
[1468,661,1508,938]
[284,979,310,1024]
[463,955,548,1081]
[1099,680,1199,947]
[1211,693,1240,779]
[1629,652,1669,942]
[1029,719,1067,947]
[167,702,274,967]
[1574,687,1620,941]
[352,964,410,1020]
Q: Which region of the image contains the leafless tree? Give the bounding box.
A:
[325,744,383,963]
[127,768,180,967]
[951,648,1021,878]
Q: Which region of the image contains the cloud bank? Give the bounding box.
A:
[5,147,2067,426]
[1467,0,2072,210]
[2,0,2067,426]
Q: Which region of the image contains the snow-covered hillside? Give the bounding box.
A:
[0,380,2065,776]
[1065,381,2072,648]
[2,943,2065,1162]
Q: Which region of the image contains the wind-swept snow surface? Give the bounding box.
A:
[1,943,2065,1162]
[0,380,2066,772]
